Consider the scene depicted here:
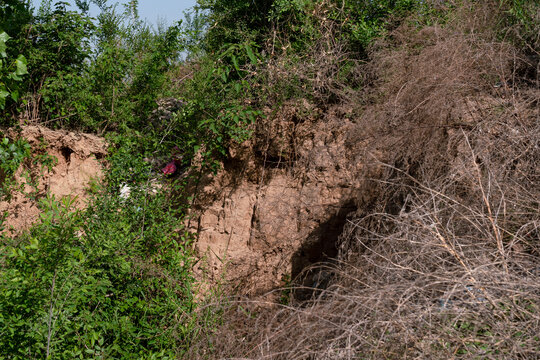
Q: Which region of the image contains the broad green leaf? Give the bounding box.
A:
[231,55,239,70]
[15,55,28,76]
[9,72,22,81]
[28,238,39,250]
[0,90,9,109]
[245,44,257,65]
[0,32,10,58]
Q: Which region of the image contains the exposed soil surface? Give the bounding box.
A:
[188,21,539,297]
[0,126,107,234]
[189,103,386,295]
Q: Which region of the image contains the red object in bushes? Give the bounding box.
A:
[162,161,177,175]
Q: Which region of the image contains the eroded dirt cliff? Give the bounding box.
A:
[189,102,387,295]
[188,21,539,297]
[0,126,107,234]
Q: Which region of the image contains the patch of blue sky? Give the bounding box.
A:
[30,0,198,26]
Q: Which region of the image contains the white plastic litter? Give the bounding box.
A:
[119,184,132,200]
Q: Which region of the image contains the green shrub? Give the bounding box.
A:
[500,0,539,49]
[196,0,275,53]
[0,32,28,110]
[0,0,32,53]
[163,41,263,169]
[0,136,30,200]
[0,146,197,358]
[270,0,421,56]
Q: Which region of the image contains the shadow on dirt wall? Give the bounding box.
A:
[290,200,357,300]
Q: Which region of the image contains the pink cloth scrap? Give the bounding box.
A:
[162,161,177,175]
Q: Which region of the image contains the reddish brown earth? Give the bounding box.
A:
[0,126,107,234]
[187,22,538,297]
[188,102,386,295]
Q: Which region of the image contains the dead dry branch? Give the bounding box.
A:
[186,2,539,358]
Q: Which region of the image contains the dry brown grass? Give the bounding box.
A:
[186,2,539,359]
[188,117,539,358]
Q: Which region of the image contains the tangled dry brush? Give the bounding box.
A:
[189,3,540,359]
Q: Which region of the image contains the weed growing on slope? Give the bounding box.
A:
[0,138,198,358]
[0,136,30,200]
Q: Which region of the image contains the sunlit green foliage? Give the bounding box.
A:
[0,148,196,358]
[0,32,28,110]
[0,0,537,357]
[0,0,31,48]
[0,136,31,200]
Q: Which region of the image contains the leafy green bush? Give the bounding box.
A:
[0,147,197,358]
[161,41,263,169]
[0,0,31,52]
[196,0,274,53]
[30,3,185,133]
[23,2,95,126]
[499,0,539,49]
[270,0,421,56]
[0,32,28,110]
[0,136,30,200]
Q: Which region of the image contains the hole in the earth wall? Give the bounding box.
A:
[290,200,357,300]
[60,147,74,164]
